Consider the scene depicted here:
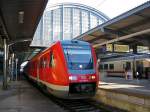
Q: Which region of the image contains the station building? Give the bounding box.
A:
[31,3,109,46]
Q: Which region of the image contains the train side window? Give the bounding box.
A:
[43,58,46,68]
[109,64,114,70]
[49,52,52,67]
[126,62,131,69]
[50,52,55,67]
[104,64,108,70]
[46,58,49,68]
[123,64,125,69]
[100,64,103,70]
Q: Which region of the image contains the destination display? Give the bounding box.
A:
[114,44,129,52]
[137,46,149,53]
[106,44,129,52]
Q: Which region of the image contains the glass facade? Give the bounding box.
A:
[73,8,80,38]
[82,11,89,33]
[31,3,109,46]
[44,12,51,41]
[90,13,98,28]
[63,8,71,40]
[53,9,61,41]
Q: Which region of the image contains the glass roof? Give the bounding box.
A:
[47,0,149,18]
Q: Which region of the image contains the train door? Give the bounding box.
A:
[43,56,47,82]
[136,61,143,79]
[39,57,43,80]
[40,57,46,81]
[45,53,50,82]
[126,62,131,70]
[49,50,55,81]
[46,51,53,82]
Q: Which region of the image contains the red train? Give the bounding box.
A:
[24,40,99,99]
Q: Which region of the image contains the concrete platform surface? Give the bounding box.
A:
[95,76,150,112]
[0,81,65,112]
[99,75,150,98]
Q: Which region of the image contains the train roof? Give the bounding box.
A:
[60,40,90,46]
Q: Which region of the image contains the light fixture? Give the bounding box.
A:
[69,76,77,81]
[18,11,24,24]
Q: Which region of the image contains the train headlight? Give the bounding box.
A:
[69,76,77,80]
[90,75,96,80]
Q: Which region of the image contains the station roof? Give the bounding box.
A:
[75,1,150,52]
[0,0,48,53]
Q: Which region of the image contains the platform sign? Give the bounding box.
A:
[114,44,129,52]
[106,44,113,52]
[137,46,149,53]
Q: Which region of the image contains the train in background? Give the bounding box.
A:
[99,59,150,79]
[24,40,99,99]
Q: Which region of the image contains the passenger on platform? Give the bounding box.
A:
[125,66,128,80]
[136,65,143,79]
[125,66,132,80]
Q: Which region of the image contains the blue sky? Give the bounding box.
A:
[47,0,149,18]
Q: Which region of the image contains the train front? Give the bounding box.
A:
[62,41,99,99]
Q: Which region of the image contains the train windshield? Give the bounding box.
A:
[63,45,95,74]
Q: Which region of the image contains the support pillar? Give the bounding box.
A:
[3,38,8,89]
[7,45,9,81]
[132,45,137,54]
[133,57,136,78]
[131,45,137,78]
[112,43,115,52]
[15,58,18,81]
[8,57,11,80]
[11,53,14,81]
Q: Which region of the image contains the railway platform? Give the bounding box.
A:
[0,76,126,112]
[0,79,65,112]
[95,73,150,112]
[0,74,150,112]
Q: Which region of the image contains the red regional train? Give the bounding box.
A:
[24,40,99,99]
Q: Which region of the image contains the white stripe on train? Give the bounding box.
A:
[29,75,69,91]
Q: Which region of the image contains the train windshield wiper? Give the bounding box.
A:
[66,48,73,69]
[86,58,93,69]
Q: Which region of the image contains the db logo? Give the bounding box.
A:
[80,76,86,79]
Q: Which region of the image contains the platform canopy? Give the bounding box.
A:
[75,1,150,56]
[0,0,48,54]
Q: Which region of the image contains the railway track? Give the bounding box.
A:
[34,85,106,112]
[43,89,127,112]
[49,95,127,112]
[49,98,103,112]
[28,79,126,112]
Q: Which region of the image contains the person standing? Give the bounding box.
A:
[125,66,132,80]
[136,65,143,79]
[125,66,128,80]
